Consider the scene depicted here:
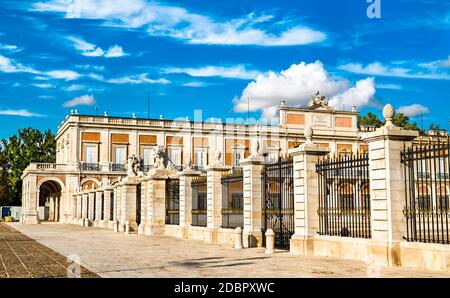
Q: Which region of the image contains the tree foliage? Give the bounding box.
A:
[357,111,421,132]
[0,128,55,206]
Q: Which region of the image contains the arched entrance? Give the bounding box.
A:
[38,180,63,221]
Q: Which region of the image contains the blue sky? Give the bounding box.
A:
[0,0,449,138]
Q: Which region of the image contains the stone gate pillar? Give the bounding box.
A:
[81,191,89,222]
[143,169,174,236]
[240,155,264,248]
[289,128,329,255]
[179,168,201,238]
[119,176,140,232]
[94,189,103,227]
[138,177,147,234]
[205,163,231,243]
[363,104,418,267]
[71,194,77,224]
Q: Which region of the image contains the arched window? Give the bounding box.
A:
[437,186,449,210]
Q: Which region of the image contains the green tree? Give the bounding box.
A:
[392,113,420,131]
[0,128,56,205]
[429,123,443,131]
[0,150,10,205]
[357,112,383,128]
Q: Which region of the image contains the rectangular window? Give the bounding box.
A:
[168,147,182,166]
[84,144,98,163]
[142,146,154,165]
[114,145,126,165]
[194,148,207,167]
[232,149,244,167]
[231,193,243,210]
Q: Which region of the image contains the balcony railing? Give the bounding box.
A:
[35,163,68,170]
[110,163,125,172]
[81,163,101,171]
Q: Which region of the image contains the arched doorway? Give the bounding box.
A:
[38,180,63,221]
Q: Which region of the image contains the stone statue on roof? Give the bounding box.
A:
[308,91,329,107]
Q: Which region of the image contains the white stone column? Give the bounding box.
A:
[81,192,88,220]
[205,164,231,243]
[179,169,201,238]
[363,104,418,267]
[138,177,147,233]
[71,194,77,224]
[103,188,112,228]
[240,156,264,248]
[76,193,82,224]
[88,191,95,224]
[94,189,103,227]
[22,174,39,224]
[289,143,329,255]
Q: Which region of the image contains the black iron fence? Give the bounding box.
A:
[401,138,449,244]
[221,169,244,229]
[316,153,371,238]
[191,176,207,227]
[165,178,180,225]
[262,158,294,250]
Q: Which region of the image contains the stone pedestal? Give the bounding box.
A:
[289,143,329,255]
[179,169,201,239]
[205,164,231,243]
[119,176,141,232]
[363,122,418,267]
[240,156,264,248]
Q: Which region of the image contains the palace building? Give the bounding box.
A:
[21,92,367,225]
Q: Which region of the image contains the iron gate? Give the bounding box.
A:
[166,178,180,225]
[262,158,294,250]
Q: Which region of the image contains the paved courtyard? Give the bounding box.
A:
[6,222,450,278]
[0,223,97,278]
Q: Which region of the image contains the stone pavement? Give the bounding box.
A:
[0,223,97,278]
[7,222,450,278]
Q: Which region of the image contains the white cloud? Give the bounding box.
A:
[0,109,45,117]
[106,73,170,84]
[339,62,450,80]
[32,83,54,88]
[182,81,208,87]
[0,43,23,53]
[32,0,326,46]
[65,84,84,91]
[45,70,81,80]
[165,65,261,80]
[104,45,127,57]
[233,61,376,119]
[67,36,126,57]
[377,83,402,90]
[398,104,430,117]
[63,94,96,107]
[75,64,105,71]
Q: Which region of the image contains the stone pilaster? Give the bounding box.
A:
[240,156,264,248]
[94,189,103,227]
[119,176,140,232]
[289,143,329,255]
[363,105,418,267]
[138,177,147,233]
[206,164,231,243]
[179,169,201,238]
[22,174,39,224]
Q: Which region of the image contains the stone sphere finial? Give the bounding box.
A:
[383,104,395,127]
[304,125,313,144]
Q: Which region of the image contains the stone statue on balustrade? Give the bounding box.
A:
[152,145,176,171]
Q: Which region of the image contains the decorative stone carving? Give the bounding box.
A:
[304,125,313,144]
[308,91,329,107]
[213,150,222,165]
[184,157,193,170]
[152,146,176,170]
[383,104,395,127]
[250,138,260,156]
[125,154,141,177]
